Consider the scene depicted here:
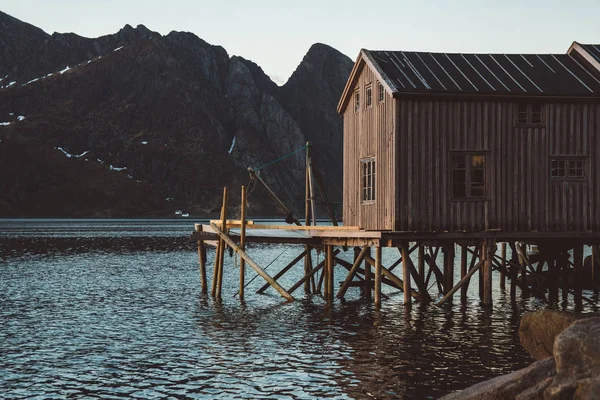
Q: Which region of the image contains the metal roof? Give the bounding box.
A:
[367,50,600,96]
[580,44,600,65]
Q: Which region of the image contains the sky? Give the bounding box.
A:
[1,0,599,85]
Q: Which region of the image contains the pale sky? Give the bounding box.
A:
[1,0,599,85]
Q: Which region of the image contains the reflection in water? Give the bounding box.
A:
[0,219,597,399]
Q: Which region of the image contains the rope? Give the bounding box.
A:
[234,247,288,296]
[254,144,307,171]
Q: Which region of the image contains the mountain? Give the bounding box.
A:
[0,11,353,218]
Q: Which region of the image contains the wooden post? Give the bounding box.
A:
[210,222,294,301]
[519,243,529,297]
[460,245,467,303]
[574,244,583,308]
[304,141,312,294]
[483,240,493,307]
[374,246,382,308]
[327,245,334,302]
[500,242,506,290]
[510,243,518,300]
[195,224,208,294]
[364,247,372,302]
[216,187,228,298]
[306,143,317,226]
[443,244,455,297]
[593,245,598,289]
[211,190,226,297]
[478,243,484,301]
[247,168,301,226]
[239,186,247,301]
[418,245,425,279]
[402,242,412,307]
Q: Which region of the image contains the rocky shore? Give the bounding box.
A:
[441,310,600,399]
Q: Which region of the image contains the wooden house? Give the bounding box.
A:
[337,43,600,233]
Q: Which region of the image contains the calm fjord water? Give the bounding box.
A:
[1,219,596,399]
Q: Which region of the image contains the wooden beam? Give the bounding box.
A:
[256,250,308,294]
[195,224,208,294]
[337,246,369,299]
[210,222,294,302]
[437,260,484,307]
[402,242,412,306]
[364,247,372,302]
[404,247,431,302]
[305,141,312,294]
[443,245,455,296]
[326,245,334,302]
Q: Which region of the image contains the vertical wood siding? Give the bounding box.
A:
[342,64,600,232]
[391,99,600,232]
[342,65,396,230]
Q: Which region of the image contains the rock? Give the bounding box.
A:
[544,317,600,399]
[443,316,600,400]
[439,358,556,400]
[519,310,583,360]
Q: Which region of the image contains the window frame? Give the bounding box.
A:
[378,82,384,104]
[516,103,544,127]
[354,89,360,113]
[360,157,376,204]
[450,152,487,201]
[550,156,586,181]
[365,83,372,109]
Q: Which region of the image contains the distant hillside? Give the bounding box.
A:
[0,11,353,218]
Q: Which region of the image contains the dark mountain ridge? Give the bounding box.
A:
[0,11,353,218]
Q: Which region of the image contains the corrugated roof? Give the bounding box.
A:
[367,50,600,96]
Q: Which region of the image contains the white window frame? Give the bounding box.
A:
[361,157,376,203]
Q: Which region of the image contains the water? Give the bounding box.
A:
[1,219,597,399]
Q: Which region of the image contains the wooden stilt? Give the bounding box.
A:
[574,244,583,308]
[216,187,228,298]
[195,224,208,294]
[365,254,424,300]
[500,242,506,290]
[460,245,467,303]
[519,243,528,296]
[483,240,494,307]
[364,247,372,302]
[548,258,558,302]
[418,245,425,279]
[325,245,335,302]
[402,241,412,306]
[510,243,518,300]
[478,242,484,301]
[593,246,598,290]
[210,222,294,301]
[239,186,247,301]
[337,246,369,298]
[306,143,317,227]
[374,246,382,308]
[443,244,455,297]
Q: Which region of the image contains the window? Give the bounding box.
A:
[354,89,360,113]
[378,82,384,103]
[361,158,375,203]
[452,153,486,199]
[551,158,585,180]
[365,84,372,109]
[517,103,543,125]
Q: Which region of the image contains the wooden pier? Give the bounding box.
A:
[192,207,600,309]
